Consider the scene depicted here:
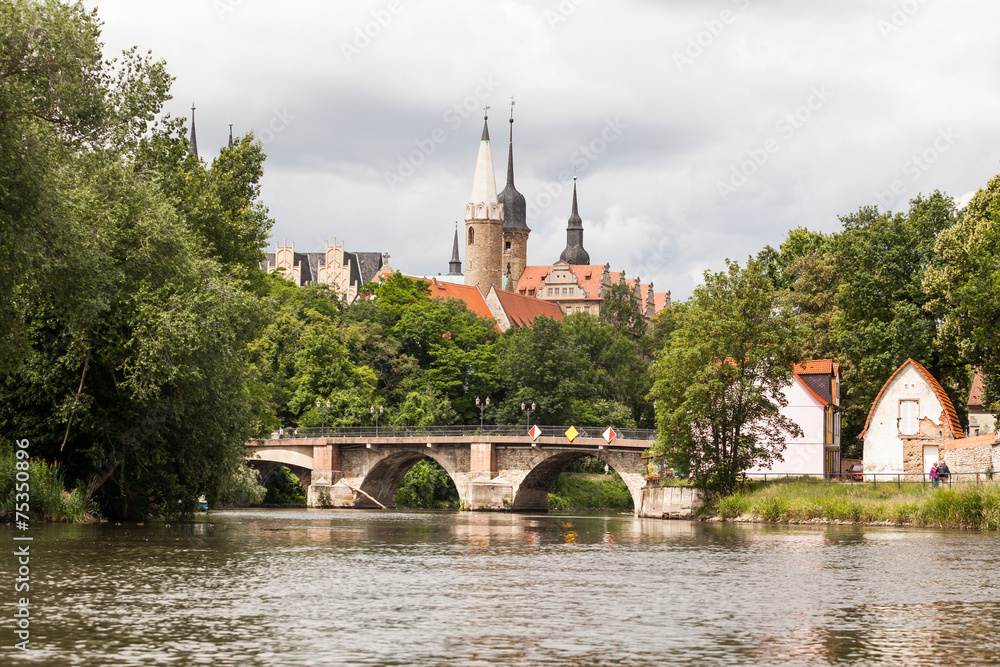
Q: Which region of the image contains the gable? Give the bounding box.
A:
[860,359,963,440]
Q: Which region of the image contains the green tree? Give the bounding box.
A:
[925,173,1000,414]
[649,260,802,495]
[832,194,965,450]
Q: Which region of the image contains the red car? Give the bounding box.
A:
[847,464,864,481]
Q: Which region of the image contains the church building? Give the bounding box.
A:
[455,106,669,319]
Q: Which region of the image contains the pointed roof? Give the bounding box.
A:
[559,178,590,265]
[189,103,199,159]
[859,358,965,439]
[498,106,528,231]
[448,223,462,276]
[469,115,498,206]
[228,121,233,149]
[486,284,564,331]
[969,370,985,407]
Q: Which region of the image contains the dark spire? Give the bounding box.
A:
[448,222,463,276]
[498,97,528,231]
[559,176,590,265]
[228,121,233,149]
[189,103,199,159]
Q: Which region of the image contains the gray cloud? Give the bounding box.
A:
[88,0,1000,298]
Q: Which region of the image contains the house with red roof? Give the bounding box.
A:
[861,358,965,479]
[967,370,996,437]
[746,360,843,477]
[513,261,671,319]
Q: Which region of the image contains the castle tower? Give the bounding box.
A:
[559,177,590,265]
[464,113,504,295]
[448,223,463,276]
[498,100,529,290]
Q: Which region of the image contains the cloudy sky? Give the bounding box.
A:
[88,0,1000,299]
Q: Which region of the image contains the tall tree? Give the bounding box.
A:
[649,260,802,495]
[832,193,964,450]
[925,173,1000,415]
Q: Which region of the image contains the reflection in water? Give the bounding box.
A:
[3,510,1000,666]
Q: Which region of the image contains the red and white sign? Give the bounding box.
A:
[528,425,542,441]
[602,427,617,444]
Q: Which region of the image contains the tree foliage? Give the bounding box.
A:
[649,260,802,495]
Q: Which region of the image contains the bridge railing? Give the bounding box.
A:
[261,425,657,443]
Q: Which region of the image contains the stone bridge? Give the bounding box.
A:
[248,426,655,512]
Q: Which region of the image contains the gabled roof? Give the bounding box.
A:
[420,278,496,323]
[489,287,564,329]
[794,373,830,407]
[653,292,670,313]
[515,264,607,300]
[969,370,985,407]
[859,358,964,440]
[795,359,834,375]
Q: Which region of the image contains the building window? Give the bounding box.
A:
[899,399,919,435]
[468,228,475,245]
[505,241,511,251]
[562,287,568,295]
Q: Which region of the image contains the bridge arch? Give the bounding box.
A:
[508,449,645,512]
[357,450,465,509]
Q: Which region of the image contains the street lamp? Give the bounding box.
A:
[316,399,330,434]
[521,401,536,430]
[370,405,384,436]
[476,396,490,433]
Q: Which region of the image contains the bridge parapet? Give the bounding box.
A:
[262,424,657,443]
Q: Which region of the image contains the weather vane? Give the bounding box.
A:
[510,96,515,121]
[484,104,490,119]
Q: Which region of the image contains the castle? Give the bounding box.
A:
[459,107,669,319]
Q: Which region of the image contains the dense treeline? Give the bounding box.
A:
[253,272,657,433]
[752,189,1000,457]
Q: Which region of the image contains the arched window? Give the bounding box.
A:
[468,227,475,245]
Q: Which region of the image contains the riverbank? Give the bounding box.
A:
[548,472,633,510]
[706,480,1000,530]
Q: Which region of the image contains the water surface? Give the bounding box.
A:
[4,510,1000,665]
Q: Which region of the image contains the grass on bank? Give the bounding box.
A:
[0,448,97,523]
[712,480,1000,530]
[548,472,633,511]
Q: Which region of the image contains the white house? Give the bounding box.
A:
[747,360,842,477]
[860,358,965,479]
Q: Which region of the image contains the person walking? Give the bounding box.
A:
[938,460,951,486]
[929,462,939,489]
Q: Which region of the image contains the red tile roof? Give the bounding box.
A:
[969,370,985,407]
[859,358,964,440]
[493,289,564,329]
[653,292,670,313]
[794,359,834,375]
[418,278,496,323]
[516,264,607,300]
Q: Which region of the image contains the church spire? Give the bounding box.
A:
[189,103,199,159]
[559,176,590,265]
[448,222,462,276]
[469,108,498,207]
[498,97,528,231]
[228,121,233,149]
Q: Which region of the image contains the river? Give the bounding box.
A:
[4,509,1000,665]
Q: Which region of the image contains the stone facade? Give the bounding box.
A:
[264,238,392,303]
[250,436,649,512]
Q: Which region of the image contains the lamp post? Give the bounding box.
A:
[476,396,490,433]
[316,399,330,434]
[370,405,384,436]
[521,401,536,430]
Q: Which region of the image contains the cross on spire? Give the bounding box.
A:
[509,96,515,122]
[484,104,490,120]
